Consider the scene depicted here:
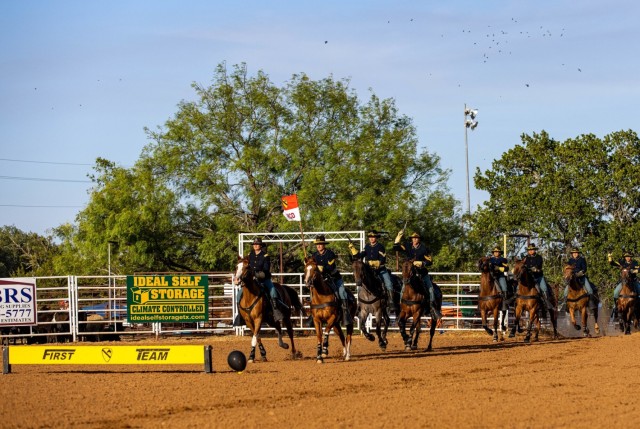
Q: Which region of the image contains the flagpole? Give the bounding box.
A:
[299,219,307,259]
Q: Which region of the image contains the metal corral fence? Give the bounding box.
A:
[1,271,538,343]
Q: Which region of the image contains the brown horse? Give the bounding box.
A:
[615,267,638,335]
[234,256,303,362]
[352,259,390,350]
[477,257,506,342]
[510,259,559,342]
[563,264,599,336]
[398,260,439,351]
[304,257,357,363]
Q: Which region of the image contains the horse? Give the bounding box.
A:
[398,259,440,351]
[563,264,599,336]
[616,267,638,335]
[304,257,357,363]
[233,256,304,362]
[477,257,506,342]
[510,259,559,342]
[352,259,390,350]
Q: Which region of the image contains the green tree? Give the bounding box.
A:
[0,226,57,276]
[472,129,640,298]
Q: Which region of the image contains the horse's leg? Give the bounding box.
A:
[381,308,390,350]
[533,311,541,342]
[509,304,522,338]
[480,307,493,336]
[360,306,374,342]
[425,313,436,352]
[332,322,348,359]
[549,307,559,339]
[314,316,324,364]
[273,321,289,350]
[570,304,581,330]
[411,311,422,350]
[244,316,257,363]
[581,305,590,337]
[492,307,500,342]
[593,305,600,335]
[625,307,632,335]
[322,318,333,357]
[524,307,533,343]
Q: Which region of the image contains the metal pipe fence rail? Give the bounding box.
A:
[0,272,553,343]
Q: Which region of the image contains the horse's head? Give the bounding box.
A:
[234,255,253,286]
[621,266,631,286]
[352,258,365,287]
[512,258,525,281]
[563,264,575,283]
[478,256,491,273]
[401,259,416,285]
[304,257,320,289]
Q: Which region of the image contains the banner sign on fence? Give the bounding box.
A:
[0,278,36,326]
[126,275,208,323]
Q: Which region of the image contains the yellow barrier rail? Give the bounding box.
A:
[3,345,213,374]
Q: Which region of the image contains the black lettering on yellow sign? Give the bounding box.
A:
[136,348,170,361]
[42,349,76,360]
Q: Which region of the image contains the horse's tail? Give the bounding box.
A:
[283,285,306,316]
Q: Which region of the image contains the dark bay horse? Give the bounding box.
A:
[510,259,559,342]
[478,257,506,342]
[352,259,390,350]
[398,260,439,352]
[616,267,638,335]
[304,257,357,363]
[563,264,599,336]
[234,256,303,362]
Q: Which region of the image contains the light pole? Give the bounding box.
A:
[464,104,478,215]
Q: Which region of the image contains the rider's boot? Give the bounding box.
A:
[386,289,395,314]
[341,299,352,326]
[270,297,283,322]
[500,291,509,312]
[558,295,567,312]
[611,299,619,319]
[232,314,245,327]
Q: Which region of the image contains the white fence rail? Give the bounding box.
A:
[1,272,532,343]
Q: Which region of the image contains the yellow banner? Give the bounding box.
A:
[8,345,205,365]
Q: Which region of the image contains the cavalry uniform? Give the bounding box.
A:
[559,247,598,310]
[489,247,510,311]
[609,251,640,316]
[234,237,282,327]
[349,230,395,313]
[523,243,555,312]
[393,231,441,319]
[312,235,352,325]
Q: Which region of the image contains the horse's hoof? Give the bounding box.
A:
[493,338,498,343]
[484,327,494,335]
[573,324,581,331]
[411,345,418,351]
[523,337,530,344]
[379,345,387,351]
[424,346,432,352]
[344,356,351,361]
[280,343,290,350]
[517,326,524,333]
[365,334,375,342]
[404,346,411,351]
[595,327,600,335]
[248,359,255,364]
[508,332,515,338]
[316,358,323,364]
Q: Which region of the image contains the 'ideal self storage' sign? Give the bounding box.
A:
[126,275,208,323]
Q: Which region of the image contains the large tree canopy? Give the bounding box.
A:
[55,63,459,274]
[472,129,640,293]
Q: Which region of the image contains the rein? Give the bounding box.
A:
[566,293,589,303]
[238,281,264,313]
[478,294,502,301]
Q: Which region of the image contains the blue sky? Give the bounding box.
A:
[1,0,639,235]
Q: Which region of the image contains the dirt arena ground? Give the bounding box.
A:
[2,323,640,429]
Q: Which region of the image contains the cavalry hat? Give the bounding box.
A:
[367,230,381,238]
[409,232,421,239]
[570,247,580,253]
[527,243,538,251]
[623,251,633,257]
[492,247,503,253]
[252,237,264,245]
[313,235,329,245]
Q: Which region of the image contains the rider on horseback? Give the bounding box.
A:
[558,247,599,311]
[348,230,396,314]
[233,237,283,327]
[489,247,511,311]
[609,250,640,318]
[393,230,442,319]
[312,235,353,326]
[523,243,555,313]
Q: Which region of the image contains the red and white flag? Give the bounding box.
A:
[281,194,301,222]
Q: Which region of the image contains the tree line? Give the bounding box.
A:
[2,63,638,301]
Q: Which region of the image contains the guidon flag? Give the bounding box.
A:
[281,194,301,221]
